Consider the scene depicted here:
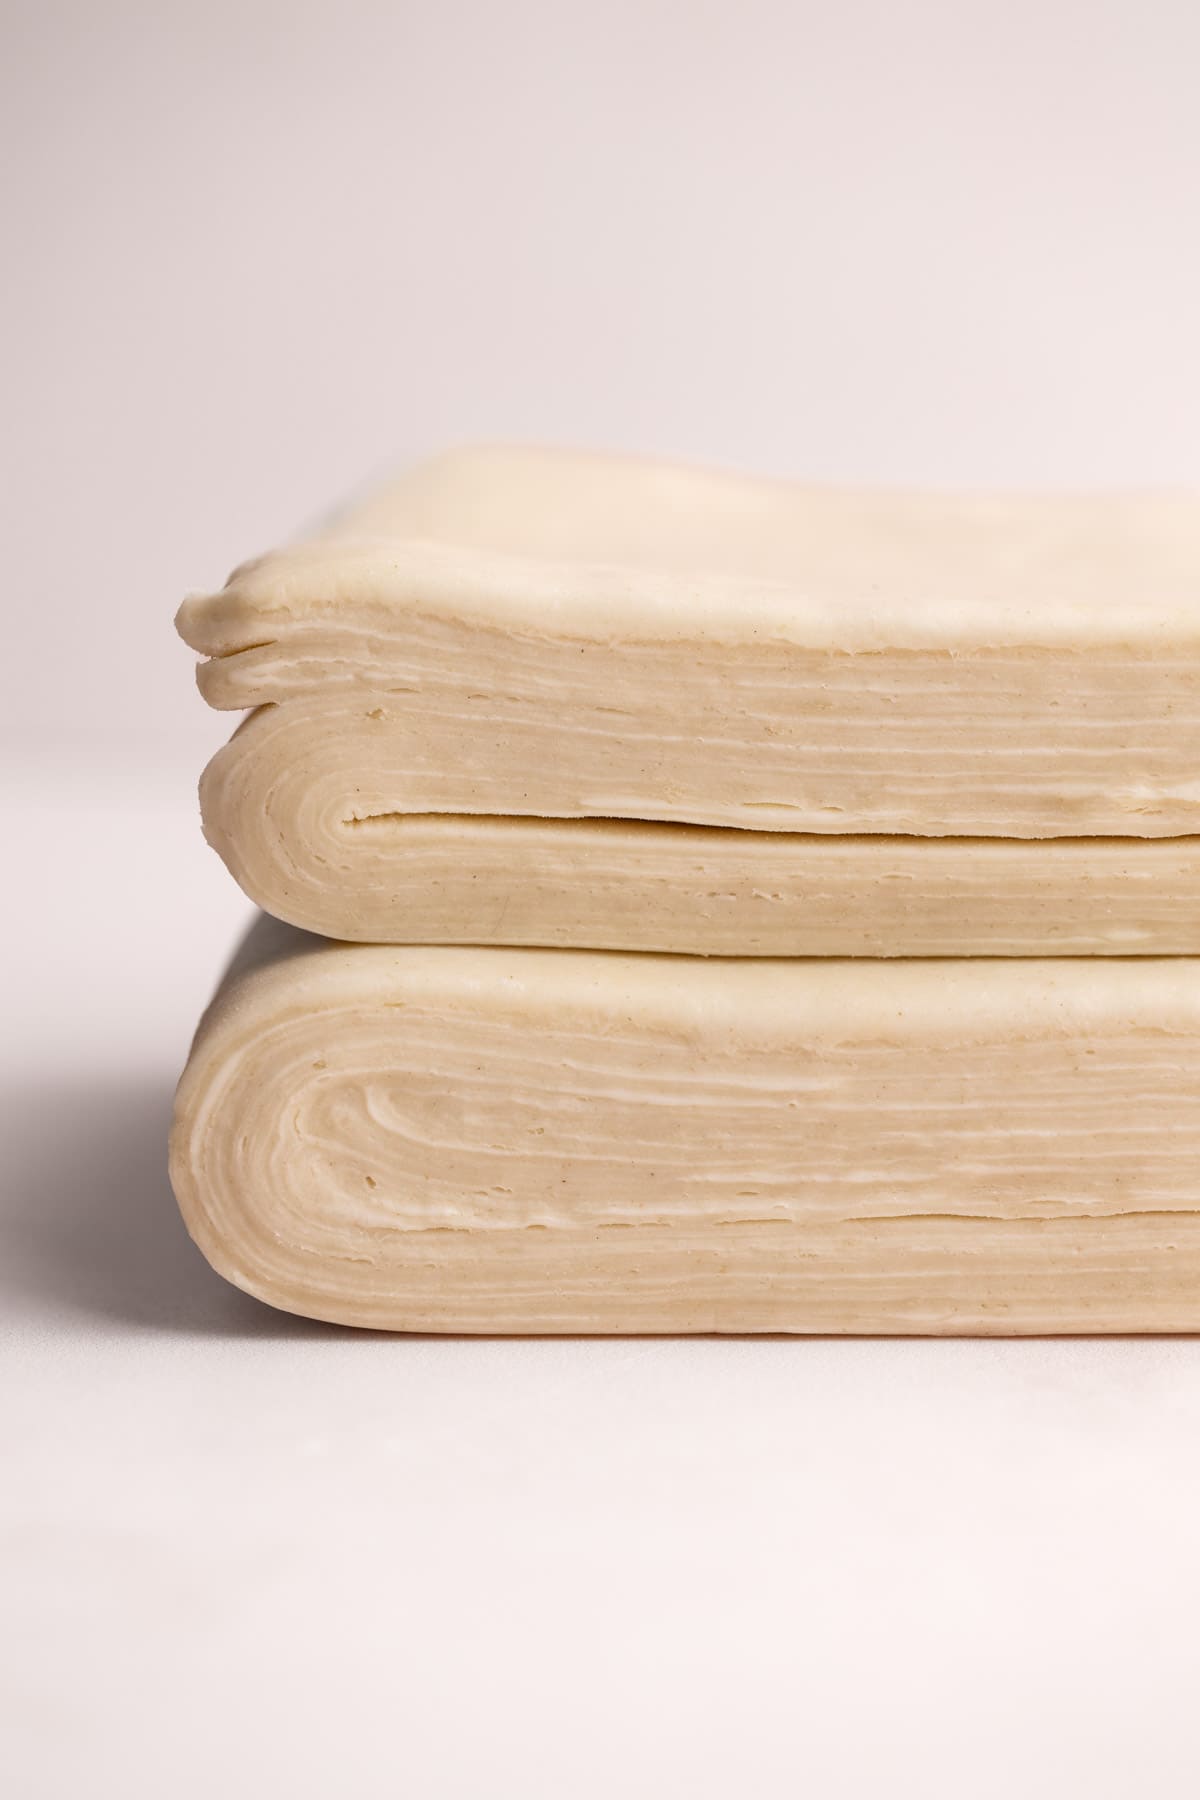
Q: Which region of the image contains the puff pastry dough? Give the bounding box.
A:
[170,917,1200,1333]
[177,447,1200,950]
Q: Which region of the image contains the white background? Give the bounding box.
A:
[3,2,1200,1793]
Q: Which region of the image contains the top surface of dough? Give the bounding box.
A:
[211,917,1200,1046]
[178,445,1200,653]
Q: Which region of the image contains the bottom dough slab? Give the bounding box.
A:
[169,918,1200,1334]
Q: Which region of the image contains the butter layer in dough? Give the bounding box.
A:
[198,715,1200,951]
[170,917,1200,1334]
[177,447,1200,841]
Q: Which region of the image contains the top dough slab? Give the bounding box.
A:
[177,447,1200,838]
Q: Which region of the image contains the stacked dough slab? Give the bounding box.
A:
[171,447,1200,1332]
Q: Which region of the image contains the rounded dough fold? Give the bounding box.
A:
[196,703,1200,952]
[170,917,1200,1334]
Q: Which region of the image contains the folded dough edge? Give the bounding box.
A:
[169,917,1200,1333]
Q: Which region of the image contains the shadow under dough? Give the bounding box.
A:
[6,1075,1176,1348]
[0,1073,342,1338]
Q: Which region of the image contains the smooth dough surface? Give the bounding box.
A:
[179,447,1200,845]
[170,917,1200,1334]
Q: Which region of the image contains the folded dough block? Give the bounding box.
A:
[170,916,1200,1333]
[194,743,1200,952]
[177,447,1200,950]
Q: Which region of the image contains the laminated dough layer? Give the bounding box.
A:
[199,713,1200,951]
[178,447,1200,842]
[170,918,1200,1333]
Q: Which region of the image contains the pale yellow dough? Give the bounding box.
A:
[178,447,1200,946]
[201,722,1200,952]
[179,446,1200,844]
[170,917,1200,1334]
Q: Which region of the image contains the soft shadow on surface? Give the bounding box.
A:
[5,1076,1183,1347]
[1,1075,346,1338]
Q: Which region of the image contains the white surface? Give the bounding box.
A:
[5,1,1200,1791]
[5,769,1200,1798]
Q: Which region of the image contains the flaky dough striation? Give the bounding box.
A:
[178,448,1200,948]
[170,917,1200,1333]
